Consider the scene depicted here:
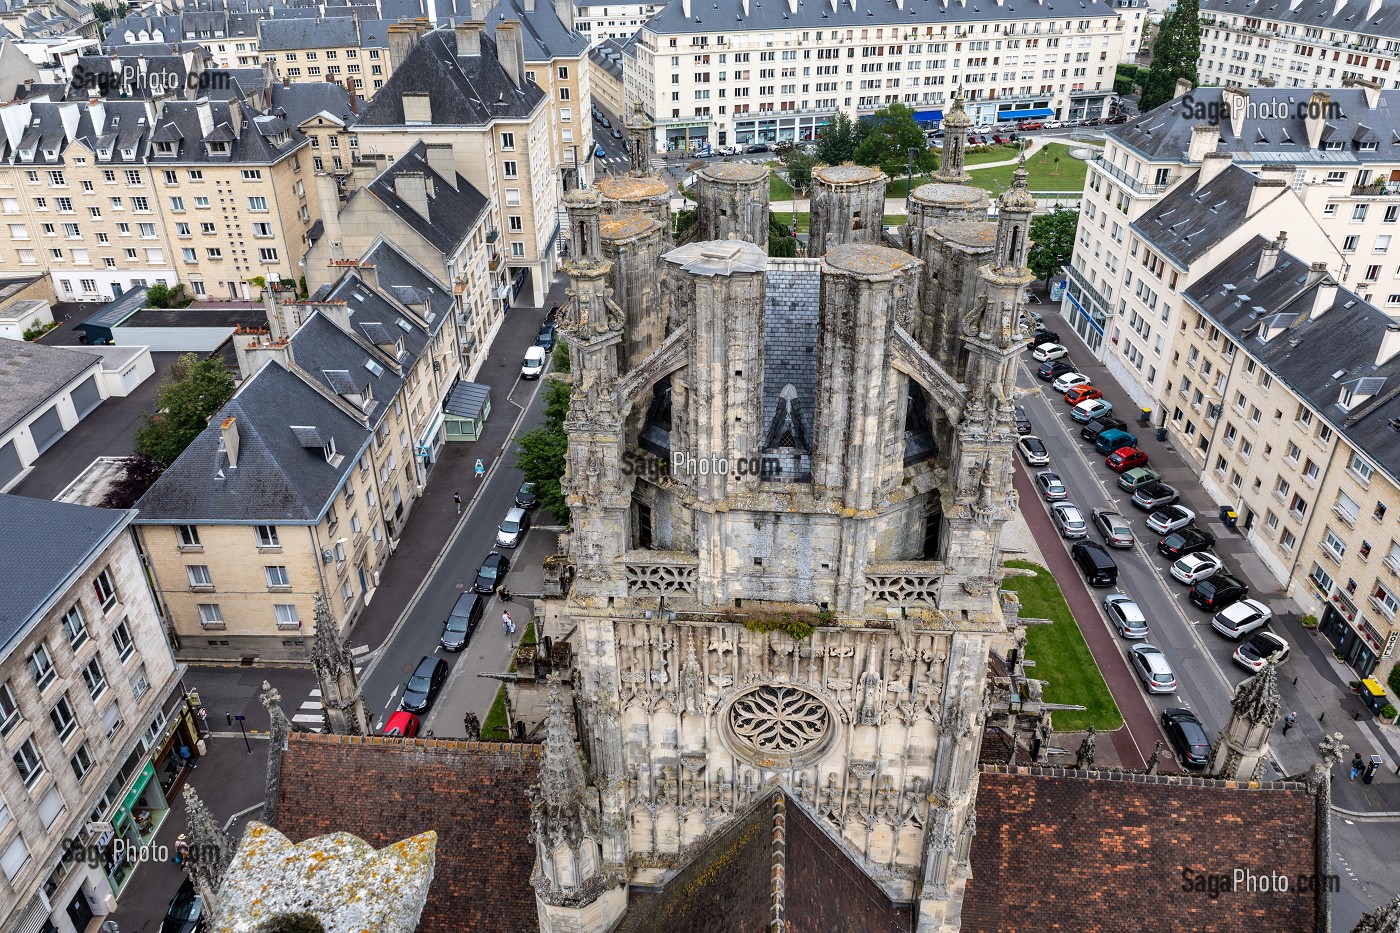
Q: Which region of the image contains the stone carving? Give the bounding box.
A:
[857,667,883,726]
[259,681,292,826]
[1075,726,1097,770]
[729,685,831,757]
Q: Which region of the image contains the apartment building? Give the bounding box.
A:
[134,246,463,657]
[1157,234,1400,684]
[106,12,261,69]
[356,21,560,307]
[1199,0,1400,90]
[572,0,664,46]
[258,18,392,98]
[0,495,185,933]
[623,0,1145,151]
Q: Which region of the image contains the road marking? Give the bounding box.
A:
[384,685,400,709]
[292,714,323,724]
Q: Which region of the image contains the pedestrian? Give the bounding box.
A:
[174,835,189,865]
[475,458,485,479]
[1282,711,1298,735]
[549,303,559,321]
[503,610,515,635]
[1350,752,1365,781]
[453,492,462,514]
[178,744,196,769]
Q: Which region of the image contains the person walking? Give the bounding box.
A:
[503,610,515,635]
[1350,752,1365,781]
[174,835,189,866]
[178,744,197,769]
[454,492,462,515]
[1282,711,1298,735]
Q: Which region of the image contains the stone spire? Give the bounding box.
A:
[1352,895,1400,933]
[260,681,293,826]
[992,155,1036,275]
[535,685,590,849]
[624,99,655,177]
[307,594,371,736]
[183,783,233,922]
[934,87,971,184]
[1210,663,1280,780]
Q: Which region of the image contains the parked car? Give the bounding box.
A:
[1032,327,1061,346]
[1104,114,1129,124]
[1131,482,1179,511]
[601,117,612,128]
[496,506,531,548]
[745,143,770,153]
[162,877,206,933]
[1158,526,1216,559]
[1106,447,1150,472]
[1064,385,1103,406]
[1093,428,1138,456]
[1042,120,1063,129]
[1032,342,1069,362]
[1170,551,1223,585]
[440,591,485,651]
[1146,504,1196,535]
[1234,630,1291,671]
[1211,598,1273,639]
[1037,359,1076,381]
[1070,399,1113,423]
[1017,435,1050,466]
[383,710,421,737]
[521,345,547,379]
[473,551,511,593]
[1072,541,1118,586]
[1052,372,1092,394]
[401,656,449,712]
[1091,508,1136,548]
[536,322,557,351]
[1020,120,1045,131]
[1015,406,1033,435]
[1160,708,1210,769]
[611,127,624,139]
[1104,593,1150,639]
[1129,644,1178,694]
[1080,416,1128,443]
[1035,470,1068,501]
[515,481,538,509]
[1190,572,1248,610]
[1051,502,1088,538]
[1116,466,1163,492]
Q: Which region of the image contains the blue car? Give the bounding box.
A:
[596,145,606,158]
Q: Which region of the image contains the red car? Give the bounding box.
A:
[1020,120,1044,131]
[383,710,421,737]
[1065,385,1103,406]
[1106,447,1150,472]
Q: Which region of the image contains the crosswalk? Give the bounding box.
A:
[291,667,364,732]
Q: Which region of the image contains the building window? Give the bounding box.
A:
[69,742,94,781]
[265,566,291,588]
[13,738,43,789]
[60,606,88,648]
[1325,529,1347,560]
[92,568,118,611]
[82,658,106,701]
[502,160,518,178]
[1351,453,1375,484]
[28,645,55,691]
[186,565,213,588]
[112,620,134,662]
[274,604,299,628]
[130,664,149,699]
[198,604,224,628]
[511,241,526,258]
[500,131,515,149]
[0,684,18,736]
[1280,528,1297,551]
[247,197,268,212]
[49,696,76,743]
[256,525,280,548]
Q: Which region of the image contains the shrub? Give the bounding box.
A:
[1301,614,1319,628]
[1387,664,1400,696]
[1383,704,1397,719]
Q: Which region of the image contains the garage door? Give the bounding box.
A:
[0,440,20,490]
[29,405,63,454]
[70,375,101,418]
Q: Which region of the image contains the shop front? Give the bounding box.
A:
[416,409,446,475]
[151,699,200,795]
[662,119,712,151]
[93,761,169,896]
[1320,603,1383,678]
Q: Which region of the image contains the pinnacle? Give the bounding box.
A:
[1230,662,1280,725]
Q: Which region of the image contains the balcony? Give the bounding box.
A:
[488,250,504,272]
[485,227,500,244]
[1350,183,1400,198]
[1066,265,1111,315]
[865,561,944,609]
[1090,155,1176,196]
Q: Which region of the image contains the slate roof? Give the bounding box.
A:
[762,259,819,453]
[363,141,490,256]
[258,16,360,50]
[147,98,305,164]
[481,0,588,62]
[643,0,1120,34]
[0,494,127,656]
[1202,0,1400,37]
[965,767,1321,932]
[322,268,436,368]
[0,339,102,436]
[355,28,545,127]
[283,311,403,428]
[1129,164,1285,269]
[269,79,355,128]
[273,733,542,933]
[363,238,454,334]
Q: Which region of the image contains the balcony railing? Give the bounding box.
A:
[1090,155,1176,196]
[1066,265,1112,315]
[1351,183,1400,198]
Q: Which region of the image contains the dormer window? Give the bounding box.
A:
[322,435,341,465]
[155,142,175,156]
[18,147,35,162]
[120,148,135,159]
[207,141,229,154]
[395,337,405,360]
[365,358,384,377]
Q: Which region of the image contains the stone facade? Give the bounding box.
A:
[533,125,1040,929]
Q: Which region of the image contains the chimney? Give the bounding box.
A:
[393,170,431,219]
[232,330,290,379]
[1257,75,1276,87]
[1305,260,1329,287]
[1247,176,1286,215]
[455,21,483,57]
[682,0,691,15]
[553,0,575,31]
[1368,0,1383,17]
[402,91,432,124]
[357,262,378,292]
[424,142,456,189]
[220,416,240,468]
[282,75,291,88]
[1221,86,1247,139]
[523,0,535,10]
[1311,279,1340,320]
[347,83,359,115]
[1256,232,1286,278]
[496,21,526,87]
[387,22,421,70]
[1187,124,1221,162]
[1174,76,1193,100]
[1352,76,1382,109]
[1378,321,1400,366]
[1305,91,1331,149]
[1195,151,1233,190]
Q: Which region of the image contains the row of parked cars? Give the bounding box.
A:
[1019,337,1290,769]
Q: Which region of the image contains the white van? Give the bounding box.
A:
[521,345,547,379]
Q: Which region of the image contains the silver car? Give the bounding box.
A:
[495,506,531,548]
[1051,502,1088,539]
[1103,594,1149,639]
[1129,644,1178,694]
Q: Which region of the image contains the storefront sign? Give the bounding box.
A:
[1383,630,1398,659]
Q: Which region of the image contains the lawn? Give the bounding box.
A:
[1000,559,1124,733]
[770,171,794,201]
[482,684,511,741]
[968,143,1087,193]
[781,212,907,234]
[963,143,1024,166]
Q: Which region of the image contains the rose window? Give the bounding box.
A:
[728,685,831,756]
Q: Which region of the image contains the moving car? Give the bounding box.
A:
[595,145,606,158]
[1070,398,1113,423]
[1035,470,1068,501]
[1158,526,1216,559]
[1091,508,1136,548]
[1190,572,1248,611]
[162,877,206,933]
[1146,504,1196,535]
[1211,598,1273,639]
[1103,593,1149,639]
[1234,631,1291,671]
[1106,447,1150,472]
[1017,435,1050,466]
[535,322,557,351]
[1072,541,1118,586]
[1051,502,1088,538]
[473,552,511,593]
[1131,482,1179,511]
[401,656,449,712]
[521,345,547,379]
[441,591,484,651]
[496,507,531,548]
[1160,708,1210,769]
[1015,406,1033,435]
[515,481,538,509]
[1052,372,1091,393]
[1170,551,1222,585]
[1037,359,1077,381]
[383,710,421,737]
[1032,342,1069,362]
[1129,644,1178,694]
[1080,416,1128,443]
[1117,466,1163,492]
[1064,385,1103,406]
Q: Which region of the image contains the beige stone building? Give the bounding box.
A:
[258,18,392,98]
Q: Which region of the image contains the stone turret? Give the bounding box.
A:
[807,163,888,256]
[601,213,667,369]
[183,784,233,926]
[1210,663,1280,780]
[307,594,372,736]
[259,680,293,825]
[934,88,972,184]
[693,161,770,247]
[623,100,654,176]
[596,104,671,232]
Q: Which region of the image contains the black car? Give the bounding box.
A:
[536,322,557,351]
[1032,328,1060,346]
[474,551,511,593]
[1160,708,1211,769]
[1014,406,1032,435]
[515,481,538,509]
[745,143,770,153]
[1036,358,1076,381]
[162,877,205,933]
[611,127,624,139]
[1189,572,1248,611]
[1158,526,1216,559]
[401,655,449,712]
[440,591,484,651]
[1079,416,1128,442]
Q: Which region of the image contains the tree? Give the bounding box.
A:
[133,353,236,467]
[780,148,816,192]
[768,216,798,258]
[852,103,937,180]
[815,112,859,166]
[99,454,165,509]
[144,282,189,309]
[551,336,570,373]
[1138,0,1200,112]
[1027,207,1078,284]
[513,379,571,522]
